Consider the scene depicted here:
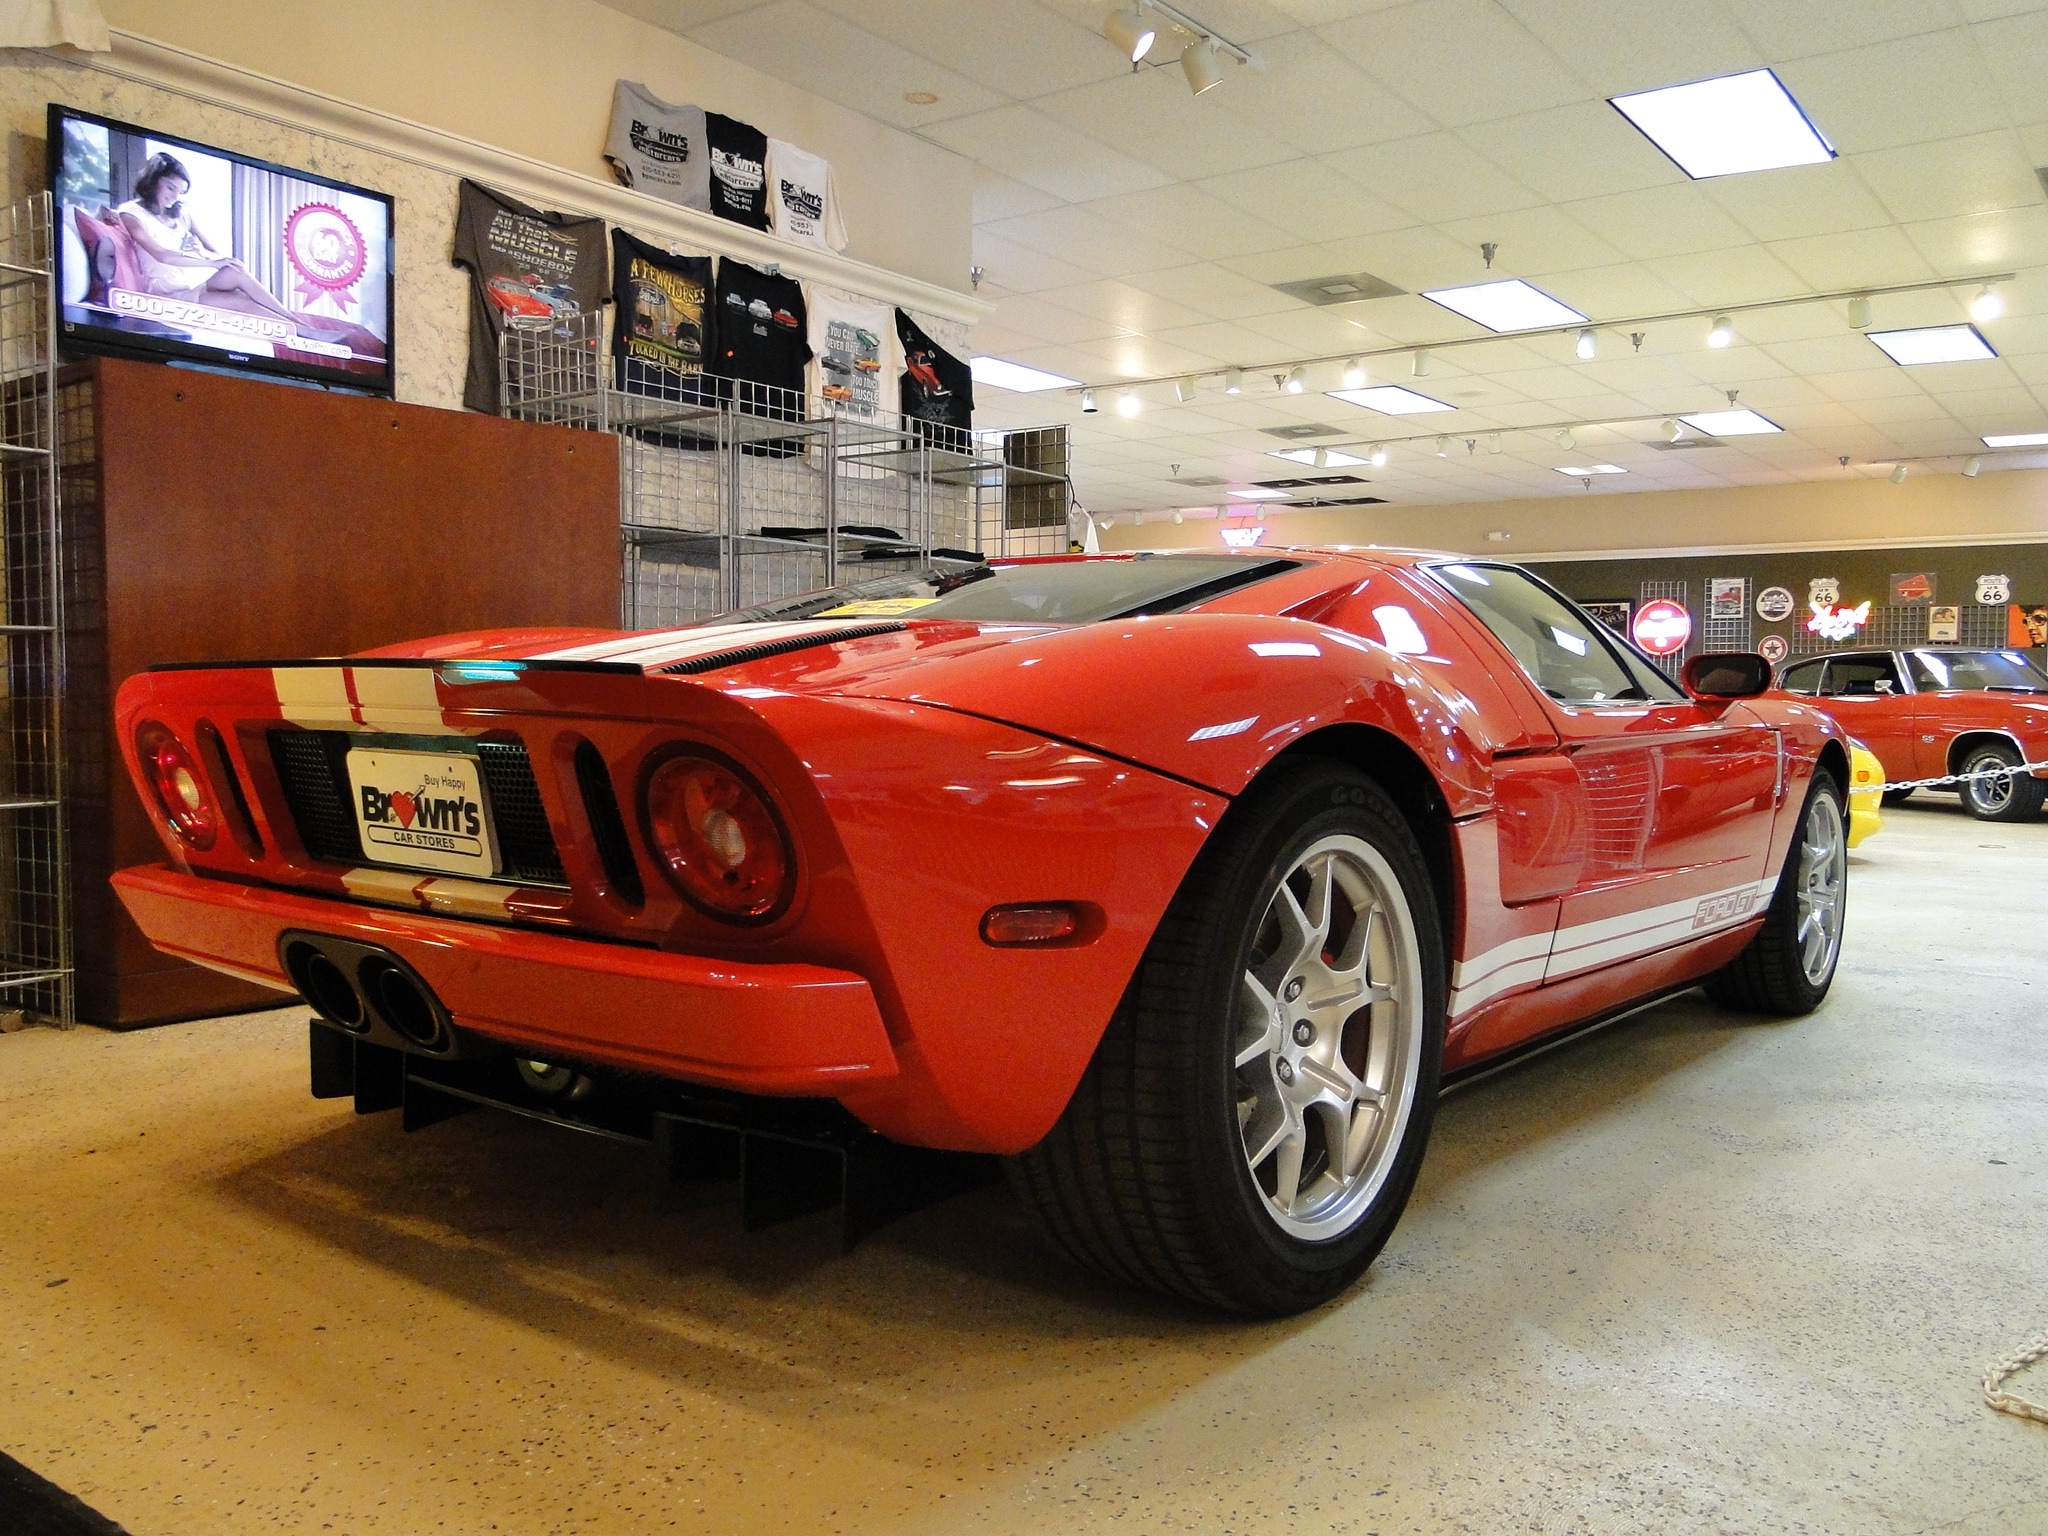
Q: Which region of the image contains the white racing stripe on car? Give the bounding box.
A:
[1448,875,1779,1017]
[273,666,355,728]
[272,665,450,732]
[530,620,895,671]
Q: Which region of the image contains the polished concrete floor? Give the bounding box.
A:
[3,799,2044,1536]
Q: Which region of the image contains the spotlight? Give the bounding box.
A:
[1080,388,1097,413]
[1181,40,1224,95]
[1172,510,1185,523]
[1255,507,1266,521]
[1964,456,1983,477]
[1557,428,1576,450]
[1116,390,1141,417]
[1891,463,1908,484]
[1708,314,1735,348]
[1310,447,1330,469]
[1575,327,1597,360]
[1282,365,1306,395]
[1847,294,1872,329]
[1102,7,1154,63]
[1435,436,1450,458]
[1367,442,1388,466]
[1412,349,1432,377]
[1661,417,1683,442]
[1341,357,1367,389]
[1223,367,1244,395]
[1488,433,1503,454]
[1174,376,1197,403]
[1972,285,2004,323]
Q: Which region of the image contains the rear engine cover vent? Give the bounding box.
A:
[1270,271,1406,307]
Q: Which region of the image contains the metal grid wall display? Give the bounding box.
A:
[1639,579,1689,678]
[0,194,71,1024]
[1789,603,2009,655]
[1702,576,1753,653]
[502,314,1064,628]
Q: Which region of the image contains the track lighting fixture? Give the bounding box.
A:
[1080,388,1097,413]
[1708,314,1735,348]
[1223,367,1244,396]
[1847,295,1871,329]
[1488,433,1503,454]
[1172,510,1185,523]
[1972,285,2004,323]
[1891,463,1908,484]
[1368,443,1388,467]
[1102,7,1155,63]
[1435,436,1450,458]
[1310,447,1330,469]
[1116,390,1142,417]
[1964,456,1983,477]
[1174,377,1197,403]
[1341,358,1367,389]
[1412,349,1431,377]
[1661,418,1683,442]
[1255,507,1266,521]
[1557,428,1576,450]
[1282,365,1306,395]
[1575,327,1597,360]
[1181,39,1224,95]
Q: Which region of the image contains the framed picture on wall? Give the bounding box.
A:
[1581,600,1632,636]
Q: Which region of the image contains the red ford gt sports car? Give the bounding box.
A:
[113,551,1851,1315]
[1774,647,2048,821]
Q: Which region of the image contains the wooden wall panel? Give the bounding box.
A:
[67,358,619,1026]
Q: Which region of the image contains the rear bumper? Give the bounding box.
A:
[111,865,897,1093]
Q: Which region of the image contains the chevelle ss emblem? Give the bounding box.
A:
[1693,889,1758,929]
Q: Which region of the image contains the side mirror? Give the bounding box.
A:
[1683,651,1772,700]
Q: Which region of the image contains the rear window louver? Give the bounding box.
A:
[656,622,907,674]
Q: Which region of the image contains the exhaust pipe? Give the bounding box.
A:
[280,932,456,1057]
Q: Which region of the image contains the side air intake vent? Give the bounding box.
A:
[573,740,643,906]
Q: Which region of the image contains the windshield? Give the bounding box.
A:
[1907,649,2048,692]
[1425,561,1682,703]
[720,554,1302,626]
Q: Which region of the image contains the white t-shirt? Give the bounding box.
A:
[807,293,901,422]
[766,139,846,253]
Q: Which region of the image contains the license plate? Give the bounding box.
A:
[345,748,500,879]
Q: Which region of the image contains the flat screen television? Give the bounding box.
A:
[49,104,395,395]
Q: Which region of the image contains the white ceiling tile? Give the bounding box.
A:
[1763,334,1907,376]
[1852,132,2043,224]
[1496,0,1766,99]
[973,292,1125,345]
[804,0,1125,100]
[1643,245,1806,306]
[1720,0,1964,60]
[1036,67,1302,182]
[1530,263,1700,319]
[1076,184,1300,262]
[1437,206,1625,277]
[1763,226,1939,291]
[1457,101,1684,205]
[1124,265,1305,320]
[927,106,1172,203]
[1032,278,1215,334]
[1197,160,1418,243]
[1899,207,2048,274]
[984,204,1189,276]
[1563,184,1756,261]
[1322,132,1549,223]
[1320,0,1589,126]
[1705,162,1893,243]
[972,169,1063,224]
[1219,227,1475,294]
[1777,32,2006,155]
[1216,30,1437,153]
[970,230,1102,293]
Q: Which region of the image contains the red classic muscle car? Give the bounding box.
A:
[112,552,1849,1315]
[1775,646,2048,820]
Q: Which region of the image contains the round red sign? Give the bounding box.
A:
[1632,598,1692,656]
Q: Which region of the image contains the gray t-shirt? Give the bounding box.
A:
[603,81,711,213]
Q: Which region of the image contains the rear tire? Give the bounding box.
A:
[1704,769,1846,1016]
[1008,758,1445,1316]
[1957,741,2045,822]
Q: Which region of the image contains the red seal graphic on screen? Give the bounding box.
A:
[1632,598,1692,656]
[285,202,367,310]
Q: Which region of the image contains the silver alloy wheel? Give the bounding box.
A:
[1795,791,1847,986]
[1964,750,2015,815]
[1235,833,1425,1241]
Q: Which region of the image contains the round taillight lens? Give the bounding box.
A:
[136,721,217,850]
[644,754,792,922]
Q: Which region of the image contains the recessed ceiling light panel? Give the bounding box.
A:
[1610,68,1834,179]
[1227,487,1293,501]
[968,356,1082,393]
[1983,432,2048,448]
[1420,278,1588,333]
[1678,408,1782,436]
[1267,446,1368,467]
[1866,325,1997,366]
[1555,464,1627,475]
[1328,385,1455,415]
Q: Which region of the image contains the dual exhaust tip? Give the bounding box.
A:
[281,932,453,1055]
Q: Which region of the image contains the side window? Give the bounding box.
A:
[1779,659,1826,695]
[1907,652,1948,691]
[1426,562,1677,704]
[1821,656,1902,697]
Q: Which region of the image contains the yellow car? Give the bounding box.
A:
[1847,739,1884,848]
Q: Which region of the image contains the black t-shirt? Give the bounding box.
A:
[897,310,974,450]
[710,261,810,419]
[706,113,771,230]
[611,229,715,402]
[450,180,608,414]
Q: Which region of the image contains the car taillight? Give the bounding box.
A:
[136,721,218,851]
[643,753,792,922]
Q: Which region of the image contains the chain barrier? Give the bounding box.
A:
[1868,756,2048,794]
[1985,1333,2048,1426]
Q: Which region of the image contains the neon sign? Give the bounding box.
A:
[1220,526,1266,548]
[1805,600,1871,642]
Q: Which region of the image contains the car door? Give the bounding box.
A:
[1424,563,1781,995]
[1814,651,1916,780]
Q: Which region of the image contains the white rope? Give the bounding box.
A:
[1984,1333,2048,1425]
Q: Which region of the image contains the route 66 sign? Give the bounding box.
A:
[1976,573,2012,605]
[1808,576,1840,607]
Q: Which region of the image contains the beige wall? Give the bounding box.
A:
[1098,467,2048,560]
[99,0,973,292]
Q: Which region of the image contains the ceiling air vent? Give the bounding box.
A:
[1291,495,1388,508]
[1271,271,1406,307]
[1255,473,1371,489]
[1170,474,1228,486]
[1647,437,1728,450]
[1259,423,1345,440]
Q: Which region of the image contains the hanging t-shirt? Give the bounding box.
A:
[450,180,608,415]
[710,260,810,419]
[705,113,771,230]
[808,293,902,423]
[766,139,846,253]
[610,229,714,399]
[603,82,712,211]
[896,310,974,449]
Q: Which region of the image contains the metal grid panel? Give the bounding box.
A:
[0,193,71,1024]
[1701,576,1752,652]
[1639,579,1688,678]
[1789,604,2008,655]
